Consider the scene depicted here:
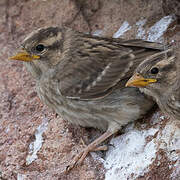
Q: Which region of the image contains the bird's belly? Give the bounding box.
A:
[36,83,154,132]
[59,101,110,131]
[36,83,111,131]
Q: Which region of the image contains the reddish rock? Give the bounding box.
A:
[0,0,179,179]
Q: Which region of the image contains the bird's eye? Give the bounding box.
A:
[35,44,45,52]
[150,67,159,74]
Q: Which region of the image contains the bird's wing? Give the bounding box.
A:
[57,37,164,100]
[118,39,167,50]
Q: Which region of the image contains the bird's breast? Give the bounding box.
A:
[36,78,111,131]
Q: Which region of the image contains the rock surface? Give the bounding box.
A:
[0,0,179,179]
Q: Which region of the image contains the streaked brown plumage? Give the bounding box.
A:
[10,26,167,171]
[126,49,180,121]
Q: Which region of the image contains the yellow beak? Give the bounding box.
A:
[126,73,157,87]
[9,50,40,62]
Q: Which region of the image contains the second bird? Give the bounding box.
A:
[126,49,180,121]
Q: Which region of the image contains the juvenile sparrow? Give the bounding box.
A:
[126,49,180,120]
[10,26,166,171]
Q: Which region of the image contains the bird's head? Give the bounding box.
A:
[9,27,69,78]
[126,49,177,98]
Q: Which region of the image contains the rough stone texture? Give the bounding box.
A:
[162,0,180,19]
[0,0,179,179]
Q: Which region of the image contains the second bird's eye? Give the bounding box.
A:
[150,67,159,74]
[35,44,45,52]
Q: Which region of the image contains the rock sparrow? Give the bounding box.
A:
[126,49,180,121]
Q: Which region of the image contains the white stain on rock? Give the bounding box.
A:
[158,121,180,159]
[104,115,180,180]
[26,117,49,165]
[113,21,131,38]
[104,125,158,180]
[136,19,147,39]
[92,30,103,37]
[136,15,174,42]
[147,15,174,42]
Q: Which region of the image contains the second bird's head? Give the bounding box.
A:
[126,49,177,98]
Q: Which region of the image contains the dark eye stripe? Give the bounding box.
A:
[47,40,64,52]
[161,64,174,72]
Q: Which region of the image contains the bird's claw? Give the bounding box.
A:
[65,144,108,173]
[65,150,85,173]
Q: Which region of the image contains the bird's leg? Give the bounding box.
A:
[80,137,108,151]
[66,130,115,172]
[93,145,108,151]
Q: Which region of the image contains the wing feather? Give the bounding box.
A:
[57,36,165,100]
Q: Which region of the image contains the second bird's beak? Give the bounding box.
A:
[9,50,40,62]
[126,73,157,87]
